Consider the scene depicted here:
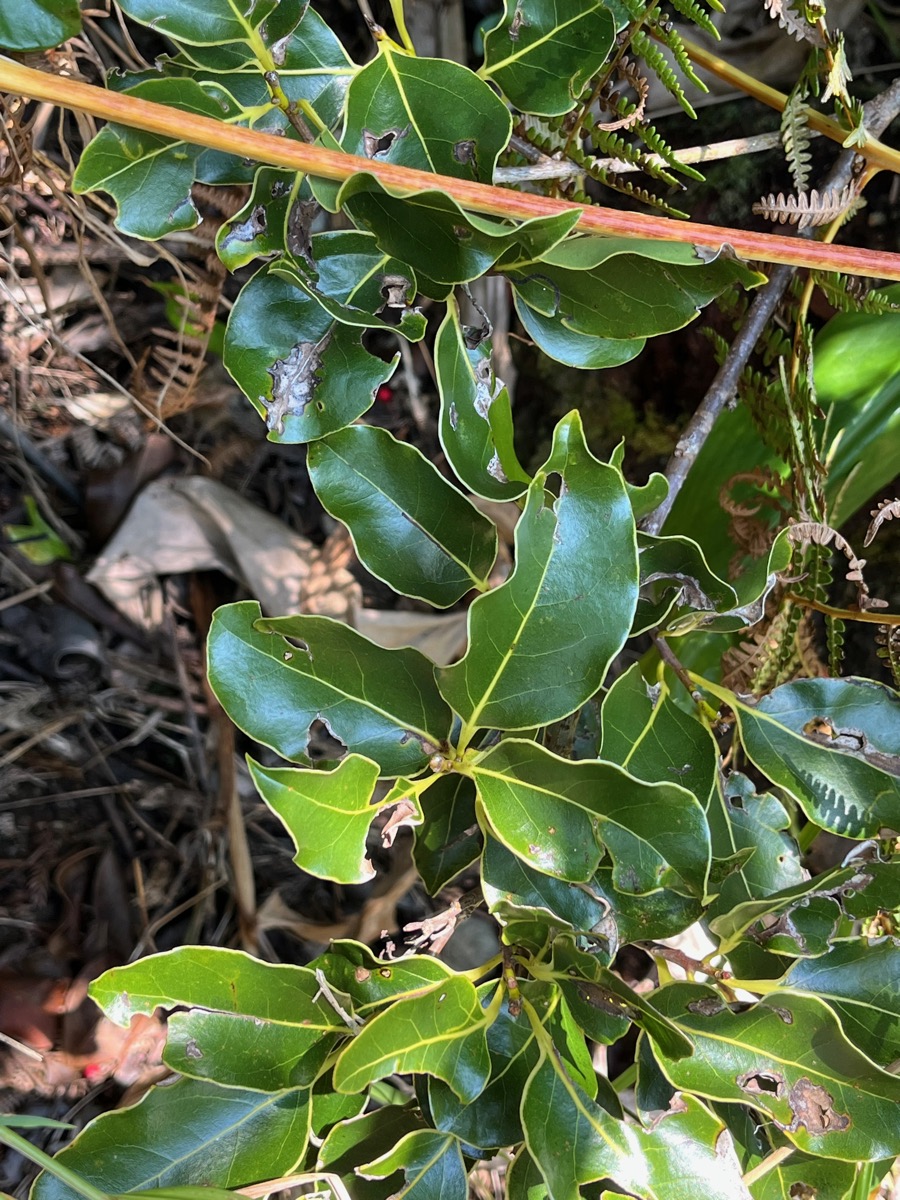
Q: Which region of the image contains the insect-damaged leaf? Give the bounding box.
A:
[224,264,398,442]
[207,601,452,777]
[359,1129,468,1200]
[470,738,711,893]
[437,411,638,732]
[307,425,498,608]
[521,1032,750,1200]
[333,976,493,1104]
[436,296,531,501]
[650,984,900,1161]
[32,1077,310,1200]
[700,676,900,839]
[481,0,617,117]
[217,169,298,271]
[342,43,510,183]
[72,78,239,239]
[90,947,346,1091]
[247,754,384,885]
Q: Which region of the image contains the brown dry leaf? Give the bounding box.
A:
[354,608,468,666]
[87,476,362,628]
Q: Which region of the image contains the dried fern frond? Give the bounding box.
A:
[763,0,825,46]
[780,89,813,193]
[753,185,859,230]
[811,272,900,316]
[865,498,900,547]
[822,32,853,105]
[786,520,887,611]
[595,57,648,133]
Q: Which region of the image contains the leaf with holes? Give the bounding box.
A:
[333,976,494,1104]
[700,676,900,839]
[480,0,617,116]
[342,43,510,183]
[470,738,710,893]
[216,168,299,270]
[32,1077,310,1200]
[436,296,531,502]
[307,425,498,608]
[437,411,638,732]
[207,601,452,777]
[650,984,900,1161]
[90,947,346,1090]
[247,754,384,885]
[223,262,399,442]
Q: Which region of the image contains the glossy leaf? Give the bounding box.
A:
[436,297,531,501]
[780,937,900,1066]
[438,411,638,732]
[650,984,900,1160]
[591,866,703,944]
[272,232,426,341]
[521,1031,750,1200]
[512,296,645,370]
[0,0,80,50]
[32,1078,310,1200]
[507,239,764,342]
[413,773,481,895]
[481,0,617,116]
[333,976,494,1103]
[701,676,900,839]
[223,263,398,442]
[247,754,383,885]
[117,0,276,44]
[342,44,510,183]
[359,1129,467,1200]
[749,1154,860,1200]
[338,174,581,296]
[307,425,498,607]
[318,1107,423,1200]
[470,738,711,892]
[72,79,238,239]
[207,601,452,777]
[90,947,345,1090]
[311,940,454,1021]
[216,169,299,270]
[429,991,541,1151]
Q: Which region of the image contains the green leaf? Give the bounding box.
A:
[521,1032,751,1200]
[90,947,346,1090]
[223,263,398,442]
[216,169,299,270]
[550,935,693,1059]
[338,175,580,297]
[591,865,703,943]
[436,297,531,501]
[4,495,71,565]
[481,0,617,116]
[341,44,510,183]
[272,232,426,341]
[650,984,900,1161]
[116,0,276,45]
[748,1154,861,1200]
[31,1078,310,1200]
[600,665,717,812]
[311,941,454,1021]
[72,79,238,239]
[700,676,900,839]
[207,601,452,777]
[359,1129,467,1200]
[470,738,711,892]
[307,425,498,607]
[438,411,638,733]
[631,532,739,636]
[779,937,900,1066]
[333,976,494,1103]
[481,833,609,939]
[512,296,645,370]
[429,991,541,1151]
[318,1108,425,1200]
[413,774,481,894]
[0,0,80,50]
[507,239,764,342]
[247,754,383,885]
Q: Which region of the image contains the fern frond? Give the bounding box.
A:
[811,272,900,316]
[763,0,825,46]
[630,29,698,118]
[780,89,813,193]
[570,168,689,218]
[753,185,859,230]
[586,122,682,188]
[865,498,900,547]
[667,0,720,39]
[644,19,708,94]
[876,625,900,687]
[595,57,648,133]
